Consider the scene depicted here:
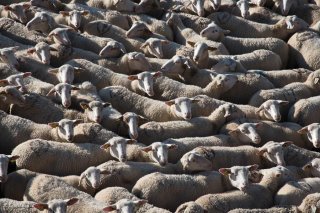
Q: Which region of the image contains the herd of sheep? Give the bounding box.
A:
[2,0,320,212]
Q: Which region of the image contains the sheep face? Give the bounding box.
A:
[236,0,250,19]
[26,12,53,33]
[126,22,152,38]
[303,158,320,177]
[180,151,214,172]
[229,122,262,144]
[100,137,136,162]
[99,41,126,58]
[0,154,19,183]
[256,100,288,122]
[3,3,30,24]
[285,15,309,31]
[140,38,169,59]
[79,166,109,189]
[200,22,230,41]
[0,46,20,69]
[48,64,82,84]
[0,72,32,93]
[212,58,237,72]
[33,198,78,213]
[60,10,89,29]
[298,123,320,148]
[258,141,293,166]
[48,119,83,142]
[27,42,51,65]
[165,97,200,120]
[209,0,221,10]
[161,55,190,77]
[126,52,152,72]
[47,83,79,108]
[80,101,110,123]
[219,165,259,191]
[192,42,209,63]
[128,71,162,96]
[122,112,148,140]
[103,199,147,213]
[141,142,178,166]
[0,86,26,106]
[48,28,73,46]
[211,74,238,93]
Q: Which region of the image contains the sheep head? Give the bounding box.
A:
[103,199,147,212]
[165,96,200,120]
[78,166,109,189]
[120,112,148,139]
[99,41,126,58]
[257,141,293,166]
[127,71,161,96]
[100,137,136,162]
[27,42,52,65]
[47,83,80,108]
[80,100,110,123]
[303,158,320,178]
[200,22,230,41]
[48,118,83,142]
[60,10,89,29]
[0,154,19,183]
[0,46,20,69]
[298,123,320,148]
[33,198,78,213]
[126,21,153,38]
[3,3,30,24]
[256,100,289,122]
[228,122,263,144]
[140,38,169,59]
[48,64,83,84]
[140,142,178,166]
[0,72,31,93]
[0,85,26,106]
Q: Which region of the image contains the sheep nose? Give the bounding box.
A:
[119,156,127,162]
[63,101,71,108]
[159,161,166,166]
[185,113,191,119]
[239,184,248,191]
[42,59,49,65]
[275,116,281,122]
[67,135,73,141]
[130,133,138,140]
[194,56,199,61]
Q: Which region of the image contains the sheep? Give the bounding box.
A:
[26,11,67,34]
[132,165,259,211]
[136,103,238,144]
[0,3,31,24]
[0,111,103,153]
[275,177,320,206]
[179,142,293,172]
[229,192,320,213]
[249,69,320,109]
[199,21,289,66]
[95,187,171,213]
[165,13,229,54]
[0,199,38,213]
[0,85,26,112]
[296,123,320,148]
[26,41,52,65]
[32,198,79,213]
[0,154,19,183]
[175,201,206,213]
[302,158,320,178]
[0,46,20,69]
[46,82,80,108]
[207,12,309,40]
[220,120,310,148]
[288,96,320,126]
[248,68,312,88]
[23,174,109,212]
[100,137,137,162]
[0,72,32,93]
[98,86,202,122]
[288,31,320,70]
[194,166,295,212]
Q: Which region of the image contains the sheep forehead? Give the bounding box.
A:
[84,166,99,175]
[107,41,120,48]
[263,142,282,151]
[59,64,74,72]
[123,112,137,120]
[238,123,256,130]
[109,137,126,145]
[55,83,71,90]
[309,123,320,131]
[137,71,152,79]
[47,199,67,208]
[175,97,190,104]
[35,42,50,50]
[311,159,320,167]
[151,142,166,149]
[58,119,74,126]
[34,11,47,19]
[88,101,104,108]
[230,166,250,173]
[52,28,69,34]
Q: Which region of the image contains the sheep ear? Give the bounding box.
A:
[128,75,139,81]
[186,40,196,47]
[73,67,83,73]
[103,205,117,212]
[46,87,56,96]
[161,40,170,45]
[281,141,293,147]
[302,163,312,171]
[0,79,9,86]
[71,86,80,90]
[218,168,231,175]
[48,122,59,128]
[119,43,126,53]
[167,144,178,149]
[133,199,148,206]
[23,72,32,78]
[140,42,149,49]
[152,71,162,78]
[298,126,309,134]
[60,11,70,16]
[314,77,320,85]
[190,98,200,103]
[228,129,239,135]
[48,68,59,74]
[248,164,259,171]
[138,115,149,125]
[140,145,153,152]
[278,100,289,105]
[257,148,267,156]
[7,155,20,162]
[27,48,36,54]
[99,168,110,175]
[80,102,89,110]
[73,119,83,125]
[100,142,111,150]
[208,46,217,51]
[103,102,111,107]
[33,203,48,210]
[164,100,175,106]
[65,198,78,206]
[4,5,12,11]
[126,139,136,144]
[81,10,89,15]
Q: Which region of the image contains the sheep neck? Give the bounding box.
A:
[259,174,281,194]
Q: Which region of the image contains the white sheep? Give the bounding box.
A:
[99,86,202,122]
[297,123,320,148]
[207,12,309,40]
[132,165,259,211]
[249,69,320,108]
[0,3,31,24]
[100,137,137,162]
[95,187,171,213]
[194,166,296,212]
[0,85,26,112]
[0,154,19,183]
